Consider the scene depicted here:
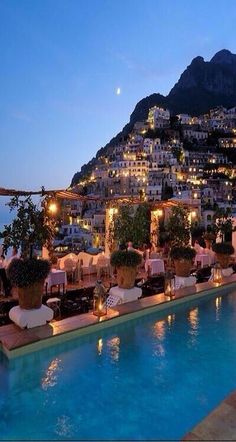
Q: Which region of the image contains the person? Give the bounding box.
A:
[193,240,203,254]
[203,234,216,265]
[127,241,134,251]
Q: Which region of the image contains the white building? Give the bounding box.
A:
[148,106,170,129]
[183,129,208,141]
[177,114,192,124]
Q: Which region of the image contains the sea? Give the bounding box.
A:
[0,198,15,254]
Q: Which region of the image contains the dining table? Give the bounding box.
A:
[45,269,67,294]
[195,254,211,268]
[145,258,165,275]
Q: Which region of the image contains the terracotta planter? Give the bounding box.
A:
[174,259,193,277]
[215,253,231,269]
[18,281,44,310]
[116,266,137,289]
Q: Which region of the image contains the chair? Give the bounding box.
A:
[106,294,122,308]
[63,258,76,283]
[46,297,61,319]
[75,260,83,283]
[84,257,93,281]
[96,256,110,279]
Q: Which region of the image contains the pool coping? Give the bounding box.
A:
[182,390,236,441]
[1,275,236,359]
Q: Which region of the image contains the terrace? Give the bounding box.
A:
[0,189,236,440]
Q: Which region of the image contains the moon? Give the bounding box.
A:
[116,87,121,95]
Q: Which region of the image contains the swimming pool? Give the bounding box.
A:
[1,289,236,440]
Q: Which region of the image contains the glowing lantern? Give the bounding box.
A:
[93,280,107,317]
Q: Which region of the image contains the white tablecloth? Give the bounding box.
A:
[145,258,165,275]
[46,269,67,290]
[195,254,210,268]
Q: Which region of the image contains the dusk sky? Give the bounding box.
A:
[1,0,236,191]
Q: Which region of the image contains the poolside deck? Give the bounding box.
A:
[1,274,236,359]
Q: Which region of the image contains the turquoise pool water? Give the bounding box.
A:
[1,290,236,440]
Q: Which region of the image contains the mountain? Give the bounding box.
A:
[167,49,236,115]
[71,49,236,186]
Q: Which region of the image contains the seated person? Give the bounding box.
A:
[127,241,135,251]
[193,240,204,254]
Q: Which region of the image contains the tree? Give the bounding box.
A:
[112,204,134,248]
[132,204,150,246]
[213,207,233,242]
[166,205,190,246]
[112,204,150,248]
[0,196,57,258]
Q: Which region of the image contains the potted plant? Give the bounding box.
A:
[110,250,142,289]
[212,242,234,269]
[0,195,57,259]
[170,246,196,277]
[7,258,51,309]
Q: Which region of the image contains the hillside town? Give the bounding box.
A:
[59,105,236,250]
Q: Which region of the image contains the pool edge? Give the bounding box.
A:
[2,279,236,359]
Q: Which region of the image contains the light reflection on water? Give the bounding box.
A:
[41,358,62,390]
[153,319,166,340]
[107,336,120,362]
[1,291,236,441]
[215,296,222,321]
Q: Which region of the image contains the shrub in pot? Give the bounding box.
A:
[110,250,142,289]
[170,246,196,277]
[212,242,234,269]
[7,258,51,309]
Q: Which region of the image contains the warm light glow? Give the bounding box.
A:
[97,338,103,355]
[188,307,199,329]
[215,297,222,309]
[41,358,61,390]
[48,202,58,214]
[153,209,163,218]
[107,336,120,361]
[167,314,175,326]
[153,320,165,340]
